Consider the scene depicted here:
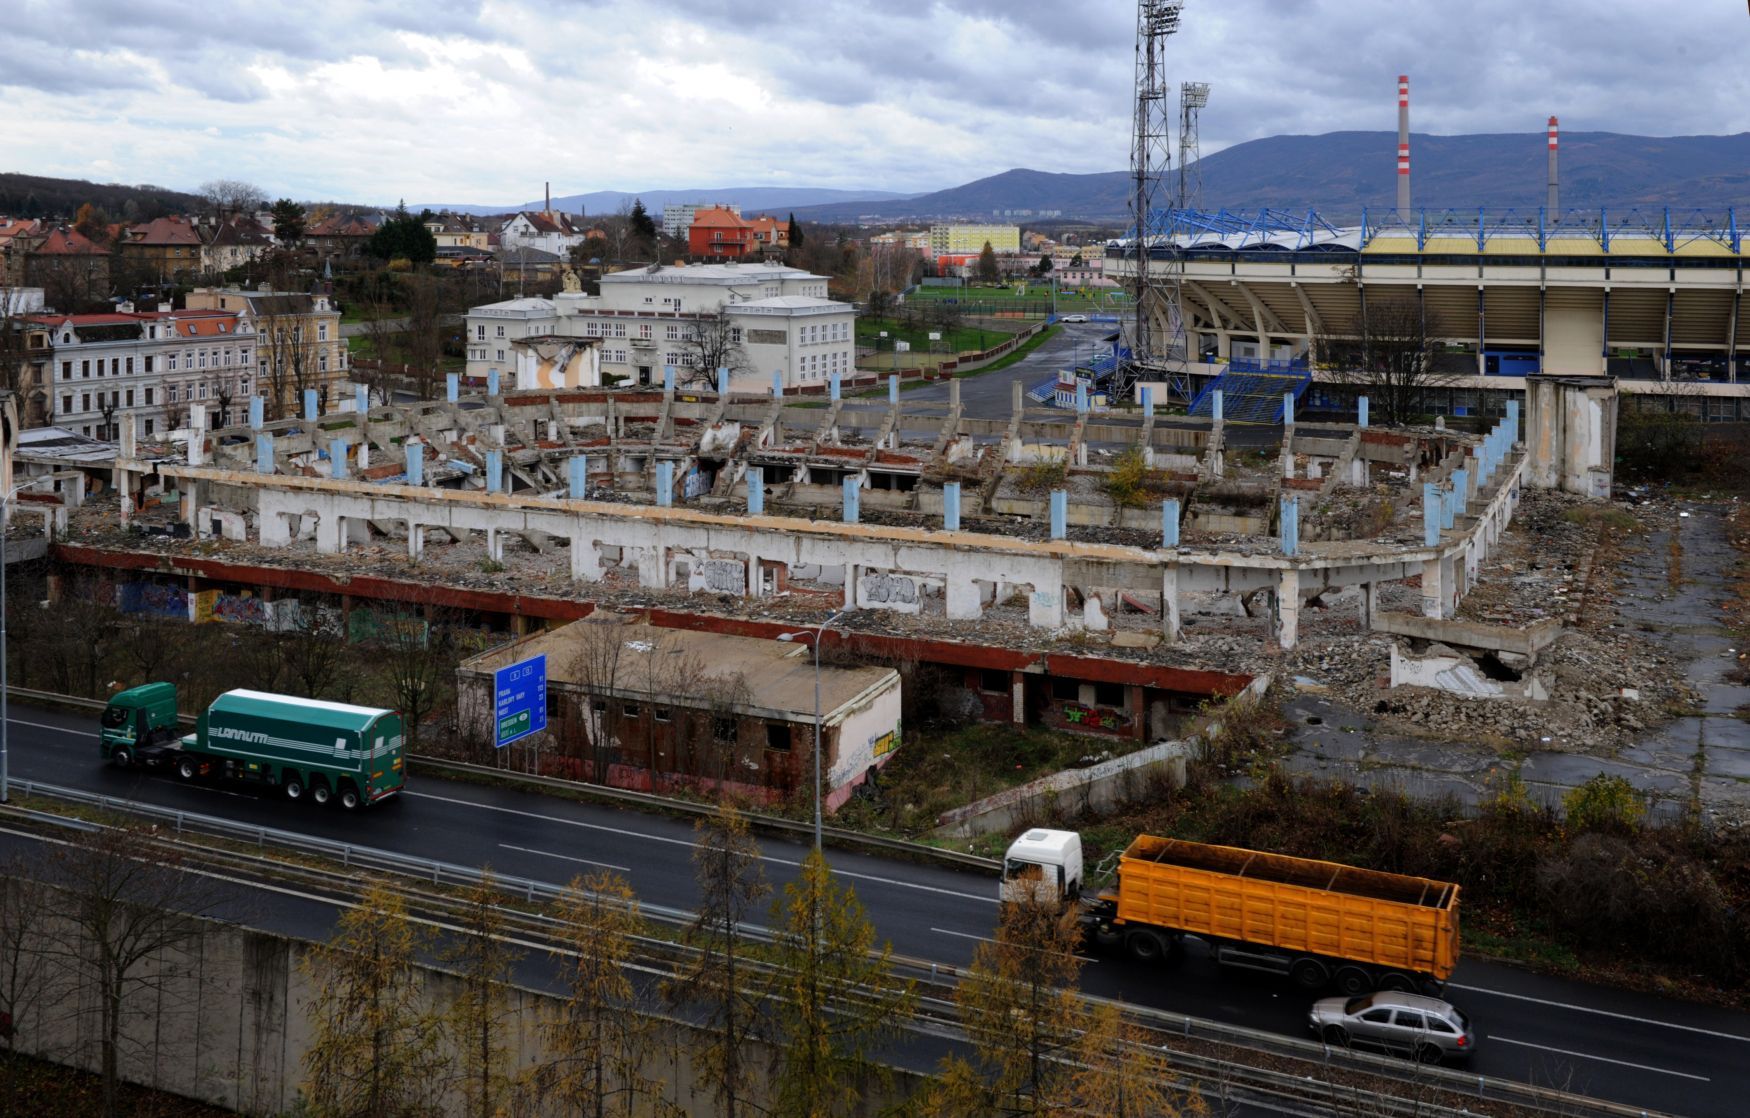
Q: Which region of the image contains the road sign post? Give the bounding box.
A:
[494,654,547,748]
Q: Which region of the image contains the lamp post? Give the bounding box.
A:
[777,609,846,853]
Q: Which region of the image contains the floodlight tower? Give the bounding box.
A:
[1123,0,1186,403]
[1177,81,1211,212]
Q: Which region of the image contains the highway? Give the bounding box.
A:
[7,700,1746,1117]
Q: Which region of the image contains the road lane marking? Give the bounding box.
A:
[932,927,1099,963]
[499,843,629,873]
[9,718,95,736]
[1448,983,1750,1044]
[406,790,996,905]
[1487,1035,1710,1081]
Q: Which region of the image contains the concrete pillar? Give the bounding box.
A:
[1141,386,1154,416]
[488,368,501,397]
[330,439,348,479]
[186,404,206,465]
[949,380,961,409]
[1279,495,1299,556]
[829,373,841,400]
[303,389,318,421]
[1212,390,1224,423]
[945,576,983,621]
[569,456,588,499]
[656,460,674,507]
[1506,398,1520,444]
[1075,381,1089,414]
[569,537,602,581]
[255,433,273,474]
[486,527,504,562]
[1283,392,1295,425]
[1359,581,1379,630]
[888,374,899,405]
[486,449,503,494]
[1441,481,1457,531]
[747,466,764,515]
[446,373,459,402]
[406,443,424,486]
[717,367,729,396]
[943,481,961,531]
[357,442,369,471]
[1358,395,1369,428]
[664,366,675,392]
[1423,482,1440,545]
[844,563,858,609]
[1161,498,1180,547]
[1161,564,1181,642]
[1028,579,1064,628]
[407,522,424,561]
[249,395,264,430]
[1421,556,1444,618]
[1277,568,1301,649]
[356,385,368,415]
[1012,380,1024,416]
[1011,672,1027,725]
[1049,490,1067,539]
[842,476,860,524]
[772,370,783,397]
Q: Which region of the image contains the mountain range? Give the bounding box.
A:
[414,186,917,217]
[777,131,1750,223]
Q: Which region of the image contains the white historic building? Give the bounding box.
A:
[464,261,855,391]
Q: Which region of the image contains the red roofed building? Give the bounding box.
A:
[0,218,43,286]
[688,206,757,260]
[25,226,110,311]
[120,215,203,280]
[748,215,789,256]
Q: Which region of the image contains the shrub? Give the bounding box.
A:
[1103,448,1152,508]
[1016,458,1068,495]
[1562,773,1645,833]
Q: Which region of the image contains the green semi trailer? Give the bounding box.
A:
[100,683,406,809]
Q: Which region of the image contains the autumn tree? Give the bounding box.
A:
[977,240,1000,284]
[543,870,671,1118]
[302,880,442,1118]
[937,897,1087,1115]
[73,202,112,244]
[1069,1002,1189,1118]
[766,849,915,1118]
[664,801,771,1118]
[49,826,230,1118]
[442,872,524,1118]
[1316,293,1453,426]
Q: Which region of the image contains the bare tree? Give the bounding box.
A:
[283,601,345,699]
[674,307,752,386]
[402,275,446,401]
[362,295,405,405]
[565,617,628,785]
[197,179,266,219]
[1317,293,1454,427]
[373,603,450,753]
[0,857,53,1102]
[258,303,314,421]
[48,826,231,1118]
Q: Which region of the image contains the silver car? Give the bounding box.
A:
[1308,991,1476,1064]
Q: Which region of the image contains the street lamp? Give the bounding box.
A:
[777,608,846,852]
[1,482,31,804]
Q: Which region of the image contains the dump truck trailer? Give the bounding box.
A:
[1003,829,1459,996]
[100,683,405,810]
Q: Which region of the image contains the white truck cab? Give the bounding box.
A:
[1001,828,1083,905]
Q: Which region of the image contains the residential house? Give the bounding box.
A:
[25,227,110,311]
[687,206,757,260]
[201,216,274,274]
[184,286,346,418]
[423,212,489,250]
[662,202,739,239]
[928,223,1021,256]
[305,212,376,260]
[0,218,43,286]
[748,215,789,257]
[500,211,584,258]
[119,216,204,282]
[466,260,855,391]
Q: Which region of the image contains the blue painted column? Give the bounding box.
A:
[655,461,674,507]
[485,450,503,493]
[249,395,264,430]
[1452,468,1469,518]
[446,373,459,402]
[829,373,841,401]
[1423,482,1441,545]
[1074,381,1089,414]
[1283,392,1295,425]
[568,456,588,499]
[487,368,501,397]
[1506,398,1520,444]
[330,439,348,479]
[1049,489,1067,539]
[406,444,424,485]
[943,481,961,530]
[355,385,368,415]
[1141,386,1154,416]
[255,433,273,474]
[1161,498,1180,547]
[716,368,729,397]
[1212,390,1224,423]
[663,365,675,392]
[888,374,899,404]
[747,466,764,514]
[303,389,318,421]
[1279,495,1299,556]
[1441,482,1458,531]
[842,476,860,524]
[772,370,783,397]
[1358,395,1369,428]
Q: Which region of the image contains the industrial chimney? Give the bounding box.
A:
[545,181,552,217]
[1396,75,1411,215]
[1547,116,1560,214]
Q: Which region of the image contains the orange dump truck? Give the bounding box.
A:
[1002,829,1460,997]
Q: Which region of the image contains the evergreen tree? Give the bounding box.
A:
[271,198,306,245]
[787,212,803,248]
[977,240,1000,283]
[629,199,657,242]
[367,201,437,264]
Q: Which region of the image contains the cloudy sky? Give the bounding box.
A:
[4,0,1748,206]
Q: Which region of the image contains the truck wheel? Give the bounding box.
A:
[311,779,331,806]
[338,783,361,811]
[1290,958,1329,991]
[1124,930,1167,964]
[1322,1025,1349,1048]
[176,756,199,781]
[1377,971,1417,992]
[1333,966,1373,997]
[283,776,305,801]
[111,747,133,769]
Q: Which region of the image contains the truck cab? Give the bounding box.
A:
[1001,828,1083,906]
[100,682,182,767]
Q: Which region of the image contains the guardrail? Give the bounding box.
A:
[6,685,1002,875]
[1,777,1675,1118]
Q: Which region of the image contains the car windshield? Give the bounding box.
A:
[1343,995,1375,1015]
[100,706,129,729]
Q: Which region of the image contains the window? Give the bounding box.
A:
[198,351,207,369]
[217,322,227,333]
[495,324,505,338]
[621,702,641,720]
[730,327,742,344]
[168,354,178,371]
[496,349,505,362]
[80,393,90,412]
[765,723,791,752]
[144,387,154,405]
[60,394,71,414]
[319,353,329,372]
[60,361,70,379]
[111,358,120,374]
[980,669,1009,694]
[1393,1011,1426,1030]
[1051,678,1081,702]
[317,323,328,341]
[144,419,153,434]
[638,323,651,339]
[168,384,179,402]
[475,324,485,340]
[1425,1018,1456,1034]
[1094,681,1125,708]
[198,383,208,399]
[665,324,680,340]
[143,355,154,373]
[125,389,133,406]
[80,360,89,378]
[1359,1009,1394,1025]
[654,707,672,723]
[610,322,626,337]
[712,716,736,743]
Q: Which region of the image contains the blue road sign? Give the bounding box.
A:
[494,654,547,748]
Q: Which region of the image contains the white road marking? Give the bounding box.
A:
[1487,1035,1710,1082]
[10,718,95,736]
[407,790,996,904]
[1449,983,1750,1044]
[931,926,1099,963]
[498,842,629,873]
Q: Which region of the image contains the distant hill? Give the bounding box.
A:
[418,186,918,218]
[784,131,1750,223]
[0,172,203,222]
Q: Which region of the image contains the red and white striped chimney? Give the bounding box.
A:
[1547,116,1560,214]
[1396,75,1411,215]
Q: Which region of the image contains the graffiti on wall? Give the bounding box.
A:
[870,728,900,760]
[861,572,918,605]
[1061,703,1129,733]
[698,559,745,595]
[118,582,189,619]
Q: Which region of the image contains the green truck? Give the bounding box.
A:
[100,683,406,810]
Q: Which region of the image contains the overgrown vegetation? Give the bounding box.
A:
[1014,458,1068,496]
[1102,447,1171,508]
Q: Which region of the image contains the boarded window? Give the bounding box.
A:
[765,723,792,752]
[712,716,737,743]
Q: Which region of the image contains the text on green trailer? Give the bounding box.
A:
[100,683,406,809]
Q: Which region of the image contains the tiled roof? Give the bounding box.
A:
[127,216,202,246]
[32,227,107,255]
[691,207,752,230]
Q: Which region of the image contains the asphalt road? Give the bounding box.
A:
[8,703,1747,1117]
[889,320,1116,417]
